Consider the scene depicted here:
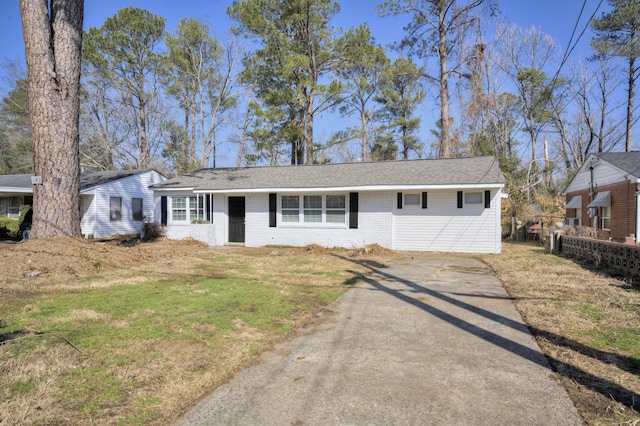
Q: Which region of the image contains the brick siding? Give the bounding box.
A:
[566,180,637,241]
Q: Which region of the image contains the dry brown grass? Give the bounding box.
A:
[0,238,400,425]
[480,242,640,425]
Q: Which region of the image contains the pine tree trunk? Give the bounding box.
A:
[438,9,451,159]
[20,0,84,239]
[626,56,635,152]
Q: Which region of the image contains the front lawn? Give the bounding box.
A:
[0,240,396,425]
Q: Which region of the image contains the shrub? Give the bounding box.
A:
[141,216,165,242]
[0,216,19,239]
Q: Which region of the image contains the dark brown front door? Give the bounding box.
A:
[228,196,245,243]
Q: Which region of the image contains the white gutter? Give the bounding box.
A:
[0,187,33,194]
[186,183,505,194]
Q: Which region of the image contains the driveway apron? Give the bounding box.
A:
[174,255,583,425]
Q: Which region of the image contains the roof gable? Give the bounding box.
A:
[565,152,640,194]
[153,156,505,192]
[593,152,640,177]
[0,170,161,193]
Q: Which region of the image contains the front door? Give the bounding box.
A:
[228,196,245,243]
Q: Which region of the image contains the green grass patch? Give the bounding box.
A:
[576,303,606,323]
[0,247,371,424]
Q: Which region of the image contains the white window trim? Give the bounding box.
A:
[601,206,611,231]
[279,194,347,228]
[404,193,420,207]
[465,192,483,204]
[170,194,214,224]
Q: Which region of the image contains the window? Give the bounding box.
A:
[0,197,21,219]
[172,197,187,221]
[304,195,322,222]
[132,198,143,221]
[404,194,420,206]
[326,195,346,223]
[190,196,205,222]
[576,207,582,225]
[282,196,299,222]
[171,195,214,223]
[280,194,347,225]
[465,192,482,204]
[602,206,611,230]
[110,197,122,221]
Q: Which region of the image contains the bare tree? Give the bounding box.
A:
[494,23,558,170]
[20,0,84,238]
[553,56,624,173]
[378,0,491,158]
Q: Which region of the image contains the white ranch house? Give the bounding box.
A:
[152,156,505,254]
[0,170,165,239]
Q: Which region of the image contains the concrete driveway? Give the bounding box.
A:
[174,255,583,425]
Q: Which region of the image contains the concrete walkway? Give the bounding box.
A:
[174,255,583,425]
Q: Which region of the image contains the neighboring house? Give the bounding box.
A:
[0,174,33,219]
[0,170,166,238]
[564,152,640,243]
[152,156,505,254]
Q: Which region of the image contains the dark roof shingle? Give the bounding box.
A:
[153,156,504,191]
[594,152,640,178]
[0,170,153,191]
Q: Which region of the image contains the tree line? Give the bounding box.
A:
[6,0,640,238]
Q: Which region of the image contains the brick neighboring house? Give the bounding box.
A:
[564,152,640,242]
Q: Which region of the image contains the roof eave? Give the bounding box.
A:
[182,183,505,194]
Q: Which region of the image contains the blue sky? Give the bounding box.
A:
[0,1,604,63]
[0,1,611,165]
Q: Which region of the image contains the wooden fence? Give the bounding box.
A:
[561,235,640,281]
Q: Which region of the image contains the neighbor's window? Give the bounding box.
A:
[304,195,322,222]
[465,192,482,204]
[132,198,143,221]
[172,196,187,221]
[326,195,346,223]
[110,197,122,221]
[282,195,300,222]
[576,208,582,225]
[602,206,611,230]
[404,194,420,206]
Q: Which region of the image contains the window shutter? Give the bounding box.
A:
[349,192,358,229]
[484,190,491,209]
[457,191,463,208]
[422,192,428,209]
[397,192,403,209]
[160,196,167,225]
[269,193,277,227]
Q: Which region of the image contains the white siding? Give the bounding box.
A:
[161,189,502,254]
[245,192,392,248]
[163,193,225,245]
[85,171,165,238]
[392,189,501,254]
[566,156,629,193]
[80,194,96,237]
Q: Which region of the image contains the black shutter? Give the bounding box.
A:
[160,196,167,225]
[269,193,277,227]
[397,192,403,209]
[422,192,428,209]
[484,190,491,209]
[349,192,358,229]
[457,191,463,208]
